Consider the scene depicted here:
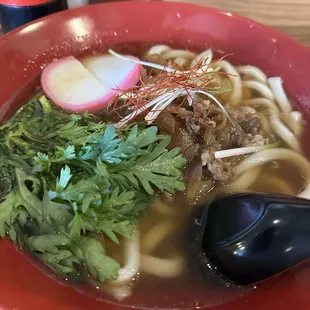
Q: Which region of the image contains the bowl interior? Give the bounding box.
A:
[1,2,310,310]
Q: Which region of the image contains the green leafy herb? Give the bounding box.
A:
[111,138,187,194]
[0,95,187,284]
[79,237,120,282]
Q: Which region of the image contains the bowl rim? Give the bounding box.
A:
[1,0,309,53]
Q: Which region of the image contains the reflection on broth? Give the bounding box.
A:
[0,43,309,309]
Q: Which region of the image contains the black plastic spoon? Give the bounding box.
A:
[196,192,310,285]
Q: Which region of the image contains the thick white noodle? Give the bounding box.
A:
[229,167,262,191]
[270,115,301,152]
[174,57,189,67]
[240,98,279,115]
[216,60,243,105]
[141,221,175,253]
[162,49,197,60]
[268,77,292,115]
[289,111,303,136]
[146,44,172,56]
[237,65,268,84]
[104,285,132,301]
[259,115,272,133]
[190,49,213,68]
[235,148,310,198]
[140,254,185,278]
[242,81,275,101]
[111,229,140,286]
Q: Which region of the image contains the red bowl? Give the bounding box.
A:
[1,2,310,310]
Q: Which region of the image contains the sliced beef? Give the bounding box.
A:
[193,98,210,120]
[167,98,271,184]
[207,159,233,183]
[169,127,200,161]
[241,116,261,135]
[201,148,233,184]
[186,118,202,135]
[244,134,267,147]
[227,105,257,123]
[168,98,214,138]
[201,149,214,167]
[168,106,193,117]
[214,123,246,149]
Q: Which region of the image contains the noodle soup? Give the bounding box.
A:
[0,44,308,309]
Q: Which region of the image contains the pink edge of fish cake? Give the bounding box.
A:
[41,55,143,113]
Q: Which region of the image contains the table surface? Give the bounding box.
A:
[166,0,310,47]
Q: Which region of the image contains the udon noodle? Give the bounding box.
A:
[101,44,309,300]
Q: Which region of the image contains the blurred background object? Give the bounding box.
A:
[0,0,68,33]
[165,0,310,47]
[67,0,88,9]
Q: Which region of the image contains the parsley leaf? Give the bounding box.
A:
[0,191,15,237]
[112,137,187,194]
[26,234,71,253]
[95,219,133,243]
[79,237,120,282]
[55,165,72,192]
